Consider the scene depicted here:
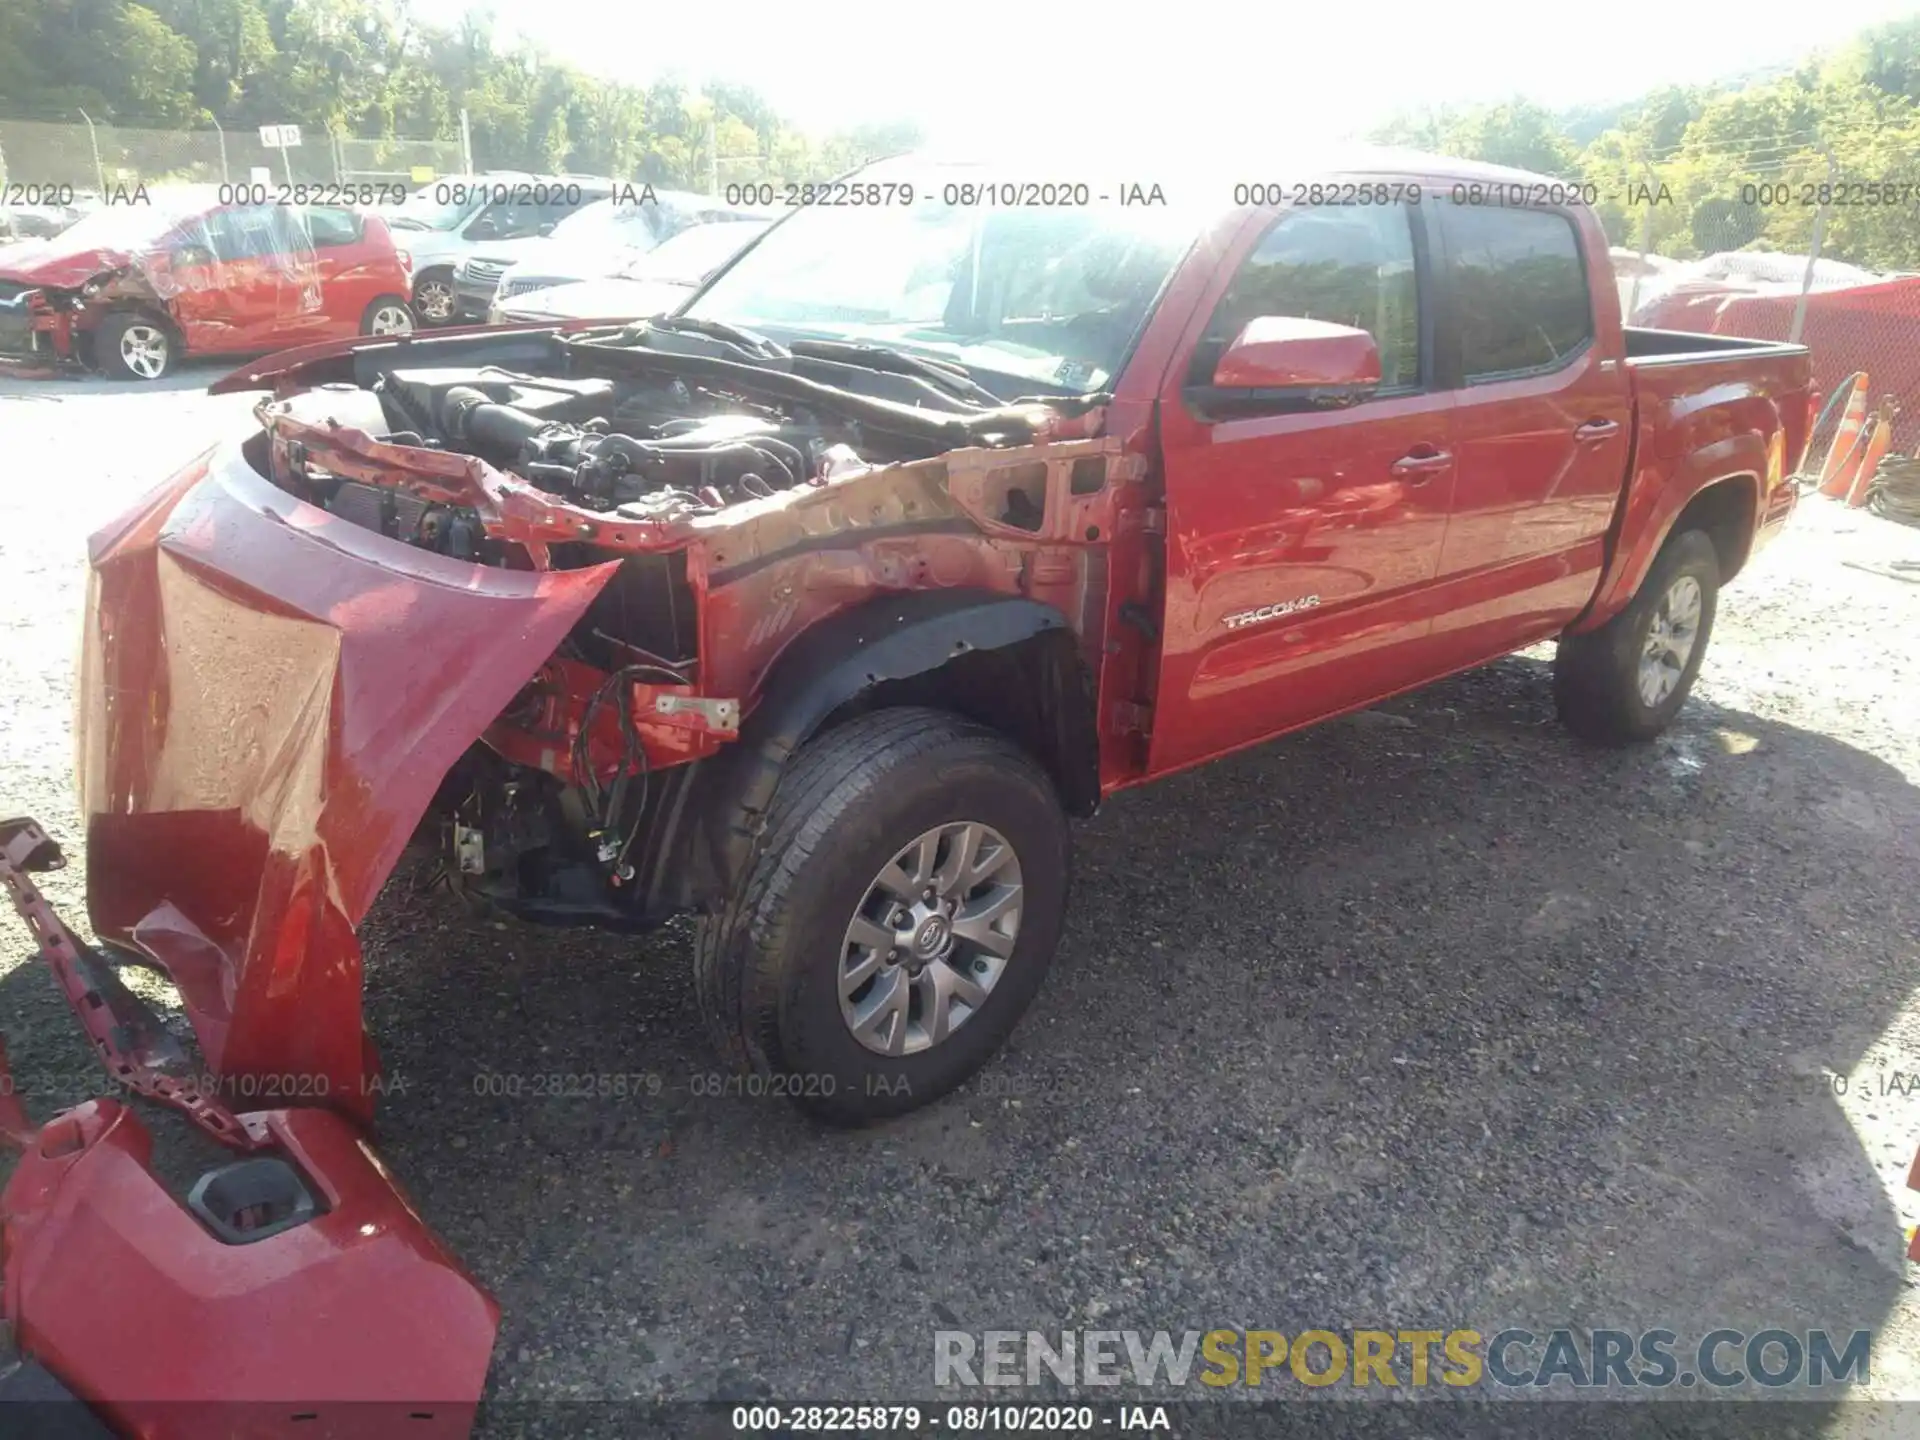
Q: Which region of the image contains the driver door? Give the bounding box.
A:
[1148,198,1460,774]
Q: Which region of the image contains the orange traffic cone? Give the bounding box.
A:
[1909,1143,1920,1261]
[1819,376,1870,498]
[1845,400,1898,507]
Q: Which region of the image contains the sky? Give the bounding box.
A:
[407,0,1920,154]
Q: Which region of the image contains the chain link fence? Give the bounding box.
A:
[1583,144,1920,460]
[0,118,463,193]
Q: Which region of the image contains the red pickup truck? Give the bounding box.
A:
[0,150,1812,1429]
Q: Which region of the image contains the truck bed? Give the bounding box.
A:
[1584,325,1815,630]
[1623,325,1811,366]
[1623,328,1813,472]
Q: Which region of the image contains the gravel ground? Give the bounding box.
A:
[2,367,1918,1435]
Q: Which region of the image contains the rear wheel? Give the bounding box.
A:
[693,708,1071,1125]
[360,295,415,336]
[96,313,175,381]
[1554,529,1719,745]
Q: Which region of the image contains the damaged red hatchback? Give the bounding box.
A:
[0,186,415,380]
[2,149,1812,1433]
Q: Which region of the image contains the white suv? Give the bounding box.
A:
[484,189,770,314]
[383,174,615,325]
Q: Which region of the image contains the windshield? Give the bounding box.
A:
[683,165,1199,392]
[44,193,213,255]
[622,221,770,283]
[551,198,661,248]
[389,184,486,232]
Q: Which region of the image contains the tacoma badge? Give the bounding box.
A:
[1223,595,1322,631]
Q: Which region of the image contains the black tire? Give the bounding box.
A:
[95,311,176,381]
[412,269,458,326]
[360,294,415,336]
[693,707,1071,1125]
[1554,528,1719,745]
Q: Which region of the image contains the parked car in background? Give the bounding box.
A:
[488,217,772,323]
[483,189,772,314]
[384,172,616,324]
[0,197,89,242]
[0,187,414,379]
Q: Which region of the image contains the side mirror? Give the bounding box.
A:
[536,221,557,237]
[465,215,498,239]
[1205,316,1382,412]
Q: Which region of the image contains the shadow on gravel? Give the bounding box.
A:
[0,357,235,400]
[3,653,1915,1428]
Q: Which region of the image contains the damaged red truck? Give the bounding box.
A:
[1,151,1812,1431]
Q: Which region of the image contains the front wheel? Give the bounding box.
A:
[1554,528,1720,745]
[96,313,175,381]
[412,270,457,326]
[693,707,1071,1125]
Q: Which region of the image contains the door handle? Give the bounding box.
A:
[1574,419,1621,442]
[1390,449,1453,484]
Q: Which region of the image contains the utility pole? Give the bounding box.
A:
[708,115,719,197]
[76,109,107,197]
[211,116,228,183]
[1790,144,1840,346]
[1629,155,1659,319]
[460,108,474,176]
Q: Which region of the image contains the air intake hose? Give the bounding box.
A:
[440,385,553,454]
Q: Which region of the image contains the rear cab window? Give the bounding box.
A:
[1438,204,1592,381]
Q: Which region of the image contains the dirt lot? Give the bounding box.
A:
[2,366,1918,1432]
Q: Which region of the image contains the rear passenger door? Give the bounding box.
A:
[1427,202,1632,663]
[301,206,374,338]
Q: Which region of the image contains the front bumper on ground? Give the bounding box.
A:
[0,820,500,1437]
[0,437,622,1436]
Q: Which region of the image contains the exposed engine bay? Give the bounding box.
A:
[369,367,851,520]
[269,321,1101,558]
[245,320,1127,930]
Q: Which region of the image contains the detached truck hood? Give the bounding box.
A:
[75,442,615,1096]
[0,243,140,291]
[0,438,617,1434]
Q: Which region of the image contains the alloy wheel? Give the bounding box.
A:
[415,280,454,322]
[369,303,414,335]
[1638,573,1703,707]
[838,821,1024,1056]
[118,324,169,380]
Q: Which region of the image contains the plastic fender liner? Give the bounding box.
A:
[670,589,1095,910]
[1,1099,499,1438]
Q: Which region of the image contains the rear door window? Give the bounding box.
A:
[203,205,283,261]
[1440,206,1592,381]
[305,206,363,248]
